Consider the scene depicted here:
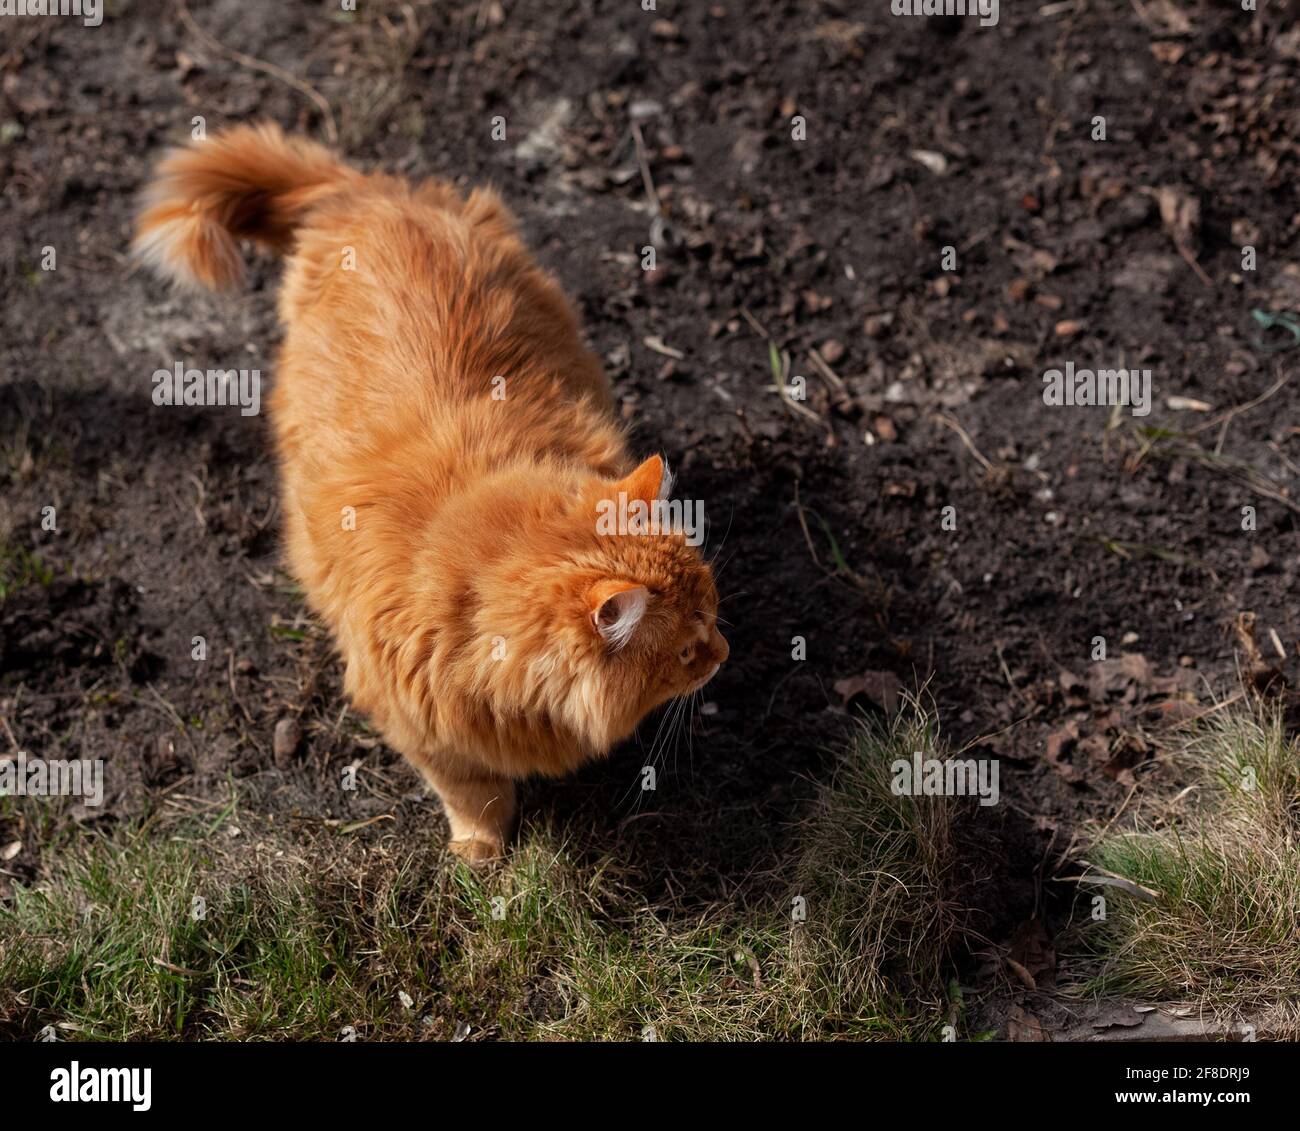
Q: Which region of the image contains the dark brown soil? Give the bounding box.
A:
[2,0,1298,1038]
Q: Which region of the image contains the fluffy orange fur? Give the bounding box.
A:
[134,124,728,860]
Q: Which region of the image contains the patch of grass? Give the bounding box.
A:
[1081,704,1300,1021]
[0,543,52,600]
[782,711,957,1036]
[0,713,960,1041]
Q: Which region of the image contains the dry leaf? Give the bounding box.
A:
[1152,186,1199,246]
[833,670,902,717]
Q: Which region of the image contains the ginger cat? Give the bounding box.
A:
[134,124,727,861]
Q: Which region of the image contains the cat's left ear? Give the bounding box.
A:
[589,580,649,649]
[617,454,673,504]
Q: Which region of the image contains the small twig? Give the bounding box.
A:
[154,958,206,977]
[770,347,823,425]
[630,120,662,215]
[1173,691,1245,728]
[1062,865,1161,903]
[1267,440,1300,478]
[1097,537,1221,583]
[741,307,826,427]
[739,306,770,341]
[178,1,338,145]
[993,641,1025,704]
[1093,780,1141,845]
[336,814,396,835]
[1169,445,1300,515]
[792,481,821,570]
[807,347,847,392]
[1187,370,1290,437]
[934,412,995,474]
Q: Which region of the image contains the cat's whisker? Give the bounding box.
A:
[694,608,735,629]
[706,505,736,566]
[643,698,680,777]
[639,696,681,785]
[708,548,740,585]
[618,694,680,812]
[685,688,700,782]
[670,690,692,780]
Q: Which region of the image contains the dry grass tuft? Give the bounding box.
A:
[1083,703,1300,1026]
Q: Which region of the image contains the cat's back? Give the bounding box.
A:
[272,174,610,440]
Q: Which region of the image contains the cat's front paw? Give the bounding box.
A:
[448,835,506,865]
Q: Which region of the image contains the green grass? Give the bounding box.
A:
[0,713,959,1041]
[1082,705,1300,1022]
[0,543,52,600]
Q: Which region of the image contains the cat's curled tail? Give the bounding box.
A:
[132,123,356,291]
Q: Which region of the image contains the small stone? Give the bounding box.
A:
[1113,253,1179,295]
[820,339,845,365]
[628,99,663,122]
[1054,319,1086,339]
[273,718,301,766]
[863,312,894,338]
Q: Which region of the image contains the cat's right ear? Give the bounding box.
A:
[589,580,649,649]
[616,455,671,504]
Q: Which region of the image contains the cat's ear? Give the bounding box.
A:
[618,454,673,504]
[589,580,649,649]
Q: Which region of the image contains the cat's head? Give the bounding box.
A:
[487,455,728,755]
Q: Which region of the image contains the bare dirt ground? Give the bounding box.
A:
[2,0,1298,1038]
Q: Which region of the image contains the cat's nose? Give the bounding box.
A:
[709,628,729,665]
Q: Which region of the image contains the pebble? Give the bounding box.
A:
[273,718,301,765]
